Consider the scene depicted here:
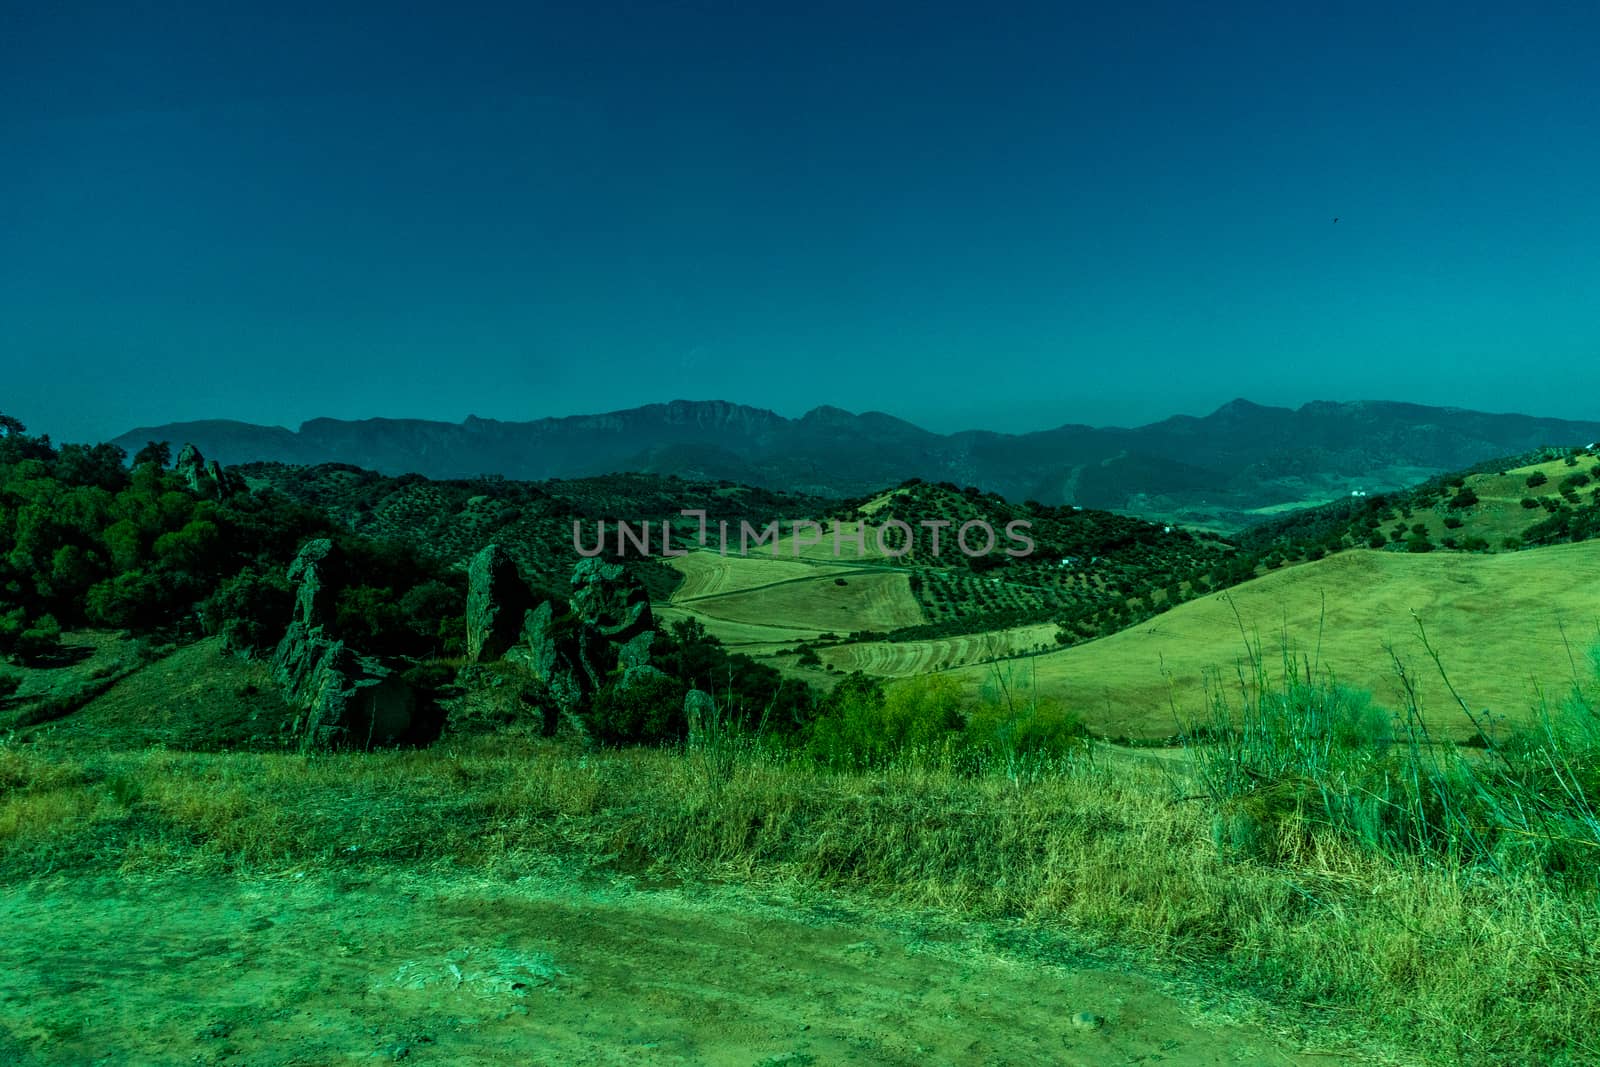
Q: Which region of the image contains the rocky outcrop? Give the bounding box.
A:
[567,558,655,691]
[570,558,654,643]
[271,624,415,751]
[465,544,535,663]
[285,538,339,628]
[502,557,660,735]
[173,442,240,500]
[271,539,418,751]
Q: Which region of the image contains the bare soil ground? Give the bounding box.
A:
[0,870,1359,1066]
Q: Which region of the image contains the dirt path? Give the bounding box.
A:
[0,870,1363,1066]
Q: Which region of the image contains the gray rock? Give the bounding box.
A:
[617,630,655,670]
[570,558,654,642]
[286,539,339,627]
[466,544,534,663]
[173,442,239,500]
[271,539,416,751]
[683,688,717,741]
[514,600,559,678]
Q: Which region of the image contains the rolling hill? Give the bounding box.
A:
[919,542,1600,741]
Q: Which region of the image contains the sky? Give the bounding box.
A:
[4,1,1599,445]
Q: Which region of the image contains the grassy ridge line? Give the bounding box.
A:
[1,735,1594,1065]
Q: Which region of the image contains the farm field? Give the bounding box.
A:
[663,549,925,647]
[939,540,1600,739]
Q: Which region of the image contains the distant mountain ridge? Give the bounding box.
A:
[114,398,1600,528]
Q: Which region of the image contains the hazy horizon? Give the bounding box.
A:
[6,3,1598,445]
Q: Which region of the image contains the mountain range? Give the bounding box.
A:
[114,399,1600,529]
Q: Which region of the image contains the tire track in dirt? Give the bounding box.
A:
[0,871,1373,1066]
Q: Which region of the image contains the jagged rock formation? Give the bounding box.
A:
[173,442,241,500]
[465,544,535,663]
[271,539,417,751]
[569,558,655,691]
[461,550,661,732]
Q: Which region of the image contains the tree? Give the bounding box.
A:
[133,441,172,469]
[398,579,466,655]
[202,567,293,654]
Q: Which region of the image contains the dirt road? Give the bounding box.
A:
[0,869,1362,1066]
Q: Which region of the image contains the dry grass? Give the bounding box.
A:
[1,731,1596,1064]
[941,540,1600,739]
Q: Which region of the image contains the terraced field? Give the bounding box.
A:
[661,550,925,651]
[817,623,1061,676]
[668,550,857,600]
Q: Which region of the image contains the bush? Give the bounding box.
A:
[202,568,293,655]
[1448,487,1479,509]
[14,615,62,664]
[588,670,688,745]
[1521,497,1540,509]
[1405,535,1435,553]
[1443,515,1464,529]
[1527,471,1548,487]
[807,673,963,769]
[0,670,22,701]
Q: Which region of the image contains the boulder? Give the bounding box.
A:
[466,544,535,663]
[683,688,717,741]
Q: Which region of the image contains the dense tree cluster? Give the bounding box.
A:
[0,416,462,664]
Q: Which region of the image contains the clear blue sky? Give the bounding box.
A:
[4,2,1598,444]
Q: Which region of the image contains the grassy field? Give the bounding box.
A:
[663,549,926,647]
[817,623,1061,675]
[3,718,1597,1065]
[892,541,1600,740]
[659,537,1600,742]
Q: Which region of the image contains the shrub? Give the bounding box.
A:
[0,670,22,701]
[1443,516,1464,529]
[1527,471,1548,487]
[1448,487,1479,509]
[1405,535,1435,553]
[1521,497,1540,509]
[807,673,963,769]
[202,567,293,655]
[588,670,688,746]
[14,615,62,664]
